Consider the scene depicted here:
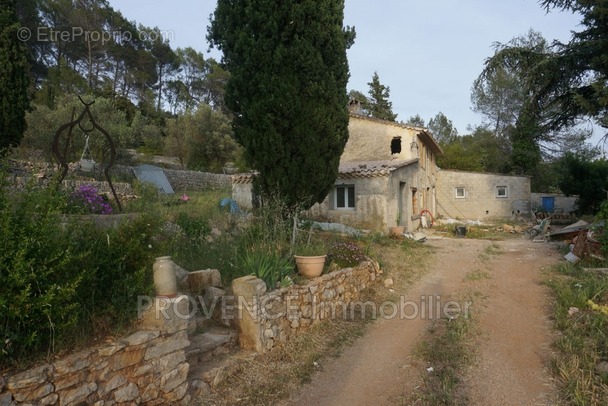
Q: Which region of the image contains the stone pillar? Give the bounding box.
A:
[231,276,267,352]
[139,295,193,334]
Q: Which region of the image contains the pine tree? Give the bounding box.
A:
[428,112,458,144]
[208,0,354,210]
[367,72,397,121]
[0,0,30,153]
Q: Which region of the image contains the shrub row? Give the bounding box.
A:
[0,178,167,369]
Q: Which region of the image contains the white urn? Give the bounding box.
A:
[153,256,178,298]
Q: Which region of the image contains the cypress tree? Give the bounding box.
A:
[0,0,30,153]
[208,0,354,210]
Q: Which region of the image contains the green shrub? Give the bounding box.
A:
[175,212,210,240]
[124,179,160,212]
[238,247,294,290]
[0,175,166,368]
[596,200,608,256]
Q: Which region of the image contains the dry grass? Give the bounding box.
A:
[194,234,432,406]
[200,319,367,406]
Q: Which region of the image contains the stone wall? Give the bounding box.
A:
[6,161,231,194]
[111,165,231,192]
[231,261,381,353]
[0,296,192,405]
[62,180,134,195]
[163,169,231,192]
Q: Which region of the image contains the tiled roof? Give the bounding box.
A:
[230,159,419,184]
[231,173,255,184]
[338,159,418,179]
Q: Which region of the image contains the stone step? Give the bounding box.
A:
[186,327,237,367]
[188,312,234,336]
[188,349,257,390]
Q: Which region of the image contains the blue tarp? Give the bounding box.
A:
[220,198,240,214]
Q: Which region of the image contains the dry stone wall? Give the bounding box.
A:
[232,261,382,353]
[163,169,231,192]
[0,296,192,405]
[7,160,231,194]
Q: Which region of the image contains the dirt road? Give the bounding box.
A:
[283,236,562,406]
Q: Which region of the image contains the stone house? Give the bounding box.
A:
[306,114,442,232]
[232,113,444,233]
[436,169,532,221]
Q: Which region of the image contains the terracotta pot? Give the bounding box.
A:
[294,255,326,278]
[389,226,405,237]
[153,256,178,298]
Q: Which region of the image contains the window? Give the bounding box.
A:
[335,185,355,209]
[496,186,508,198]
[455,187,466,199]
[390,137,402,154]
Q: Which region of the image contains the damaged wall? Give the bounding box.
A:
[436,169,531,220]
[342,115,423,162]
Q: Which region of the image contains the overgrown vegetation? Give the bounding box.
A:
[0,176,169,369]
[546,262,608,404]
[0,0,29,153]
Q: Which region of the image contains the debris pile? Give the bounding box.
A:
[535,211,575,221]
[553,220,606,264]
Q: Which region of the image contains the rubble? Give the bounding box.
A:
[548,220,590,241]
[404,231,427,242]
[559,220,606,263]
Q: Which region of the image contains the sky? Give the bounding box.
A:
[108,0,603,144]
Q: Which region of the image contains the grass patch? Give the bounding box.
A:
[464,268,491,281]
[408,311,475,405]
[546,262,608,405]
[366,235,434,302]
[477,242,503,263]
[484,242,503,256]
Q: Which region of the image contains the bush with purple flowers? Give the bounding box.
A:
[327,241,368,268]
[68,184,113,214]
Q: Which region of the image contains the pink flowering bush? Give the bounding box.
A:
[68,184,113,215]
[327,241,367,268]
